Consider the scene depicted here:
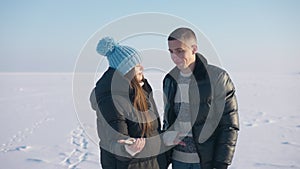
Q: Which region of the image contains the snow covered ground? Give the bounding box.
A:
[0,72,299,169]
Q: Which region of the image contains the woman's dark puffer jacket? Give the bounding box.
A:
[90,68,167,169]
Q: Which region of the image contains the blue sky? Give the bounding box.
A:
[0,0,299,73]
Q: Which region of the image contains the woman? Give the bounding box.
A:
[90,37,166,169]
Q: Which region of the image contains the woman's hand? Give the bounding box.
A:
[119,138,146,156]
[126,138,146,153]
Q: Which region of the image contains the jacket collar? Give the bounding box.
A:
[193,53,209,81]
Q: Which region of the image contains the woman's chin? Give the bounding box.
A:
[136,75,143,82]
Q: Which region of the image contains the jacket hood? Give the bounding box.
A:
[96,68,131,97]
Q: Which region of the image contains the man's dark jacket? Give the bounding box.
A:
[163,53,239,169]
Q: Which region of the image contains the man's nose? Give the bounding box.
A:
[171,53,181,61]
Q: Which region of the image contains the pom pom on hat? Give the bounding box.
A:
[96,37,117,56]
[96,36,142,75]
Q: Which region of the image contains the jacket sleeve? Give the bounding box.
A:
[162,77,170,131]
[213,71,239,165]
[89,88,98,111]
[161,76,176,167]
[162,76,176,131]
[94,91,134,161]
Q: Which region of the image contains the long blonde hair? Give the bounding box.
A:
[126,71,153,137]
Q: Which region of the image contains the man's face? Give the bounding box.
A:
[168,39,196,72]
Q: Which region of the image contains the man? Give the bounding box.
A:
[162,27,239,169]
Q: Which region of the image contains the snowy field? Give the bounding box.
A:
[0,72,299,169]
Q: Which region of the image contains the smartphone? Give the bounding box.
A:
[119,138,136,145]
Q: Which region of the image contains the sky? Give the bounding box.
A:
[0,0,299,73]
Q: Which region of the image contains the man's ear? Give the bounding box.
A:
[191,44,198,54]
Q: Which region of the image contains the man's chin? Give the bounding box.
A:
[176,65,186,70]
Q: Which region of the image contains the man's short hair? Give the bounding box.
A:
[168,27,197,45]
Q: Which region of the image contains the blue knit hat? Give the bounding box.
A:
[96,37,142,75]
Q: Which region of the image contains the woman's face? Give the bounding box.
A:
[134,64,144,82]
[126,64,144,82]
